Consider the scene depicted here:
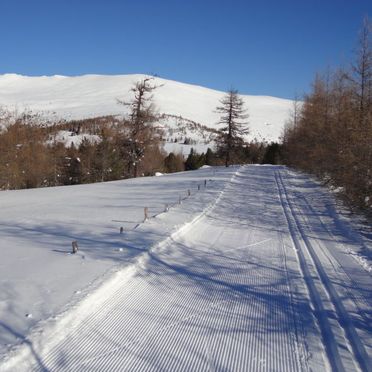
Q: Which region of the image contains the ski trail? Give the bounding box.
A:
[298,192,372,317]
[5,165,361,371]
[275,170,371,372]
[285,172,372,362]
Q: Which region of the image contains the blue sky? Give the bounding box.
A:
[0,0,371,99]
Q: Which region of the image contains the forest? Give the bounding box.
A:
[282,19,372,212]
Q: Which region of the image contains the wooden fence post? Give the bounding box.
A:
[144,207,148,221]
[72,241,79,254]
[120,227,124,234]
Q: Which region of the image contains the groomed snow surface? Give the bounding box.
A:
[1,166,371,371]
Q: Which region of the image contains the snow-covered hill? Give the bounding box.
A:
[0,74,293,145]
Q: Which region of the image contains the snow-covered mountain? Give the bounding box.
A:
[0,73,293,148]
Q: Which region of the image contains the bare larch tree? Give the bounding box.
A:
[216,89,249,167]
[119,77,160,177]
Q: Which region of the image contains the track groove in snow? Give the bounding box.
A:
[298,194,372,316]
[275,170,371,372]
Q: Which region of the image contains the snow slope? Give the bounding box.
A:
[0,74,293,142]
[0,167,231,359]
[1,166,371,371]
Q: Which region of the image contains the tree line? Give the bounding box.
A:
[282,18,372,211]
[0,111,164,189]
[0,113,272,190]
[0,77,264,190]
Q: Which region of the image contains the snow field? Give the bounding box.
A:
[1,166,320,370]
[0,166,234,362]
[1,165,371,371]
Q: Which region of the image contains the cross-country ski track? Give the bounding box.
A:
[1,165,371,371]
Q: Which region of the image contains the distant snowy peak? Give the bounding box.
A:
[0,73,293,142]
